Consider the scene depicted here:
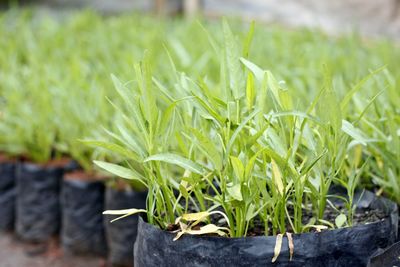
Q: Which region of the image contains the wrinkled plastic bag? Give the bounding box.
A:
[105,187,147,267]
[61,179,107,256]
[368,241,400,267]
[0,161,16,231]
[134,191,398,267]
[16,162,63,241]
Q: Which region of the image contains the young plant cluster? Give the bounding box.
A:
[0,9,220,174]
[96,21,395,237]
[0,9,398,232]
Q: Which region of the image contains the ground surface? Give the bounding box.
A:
[0,232,106,267]
[204,0,400,39]
[16,0,400,39]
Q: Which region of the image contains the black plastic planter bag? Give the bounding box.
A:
[63,159,81,173]
[134,191,398,267]
[0,161,16,231]
[61,179,107,256]
[105,187,147,267]
[368,241,400,267]
[16,162,63,242]
[398,212,400,242]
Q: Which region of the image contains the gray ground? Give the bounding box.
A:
[204,0,400,39]
[0,232,106,267]
[5,0,400,39]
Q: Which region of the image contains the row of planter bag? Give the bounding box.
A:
[0,157,146,267]
[0,157,399,267]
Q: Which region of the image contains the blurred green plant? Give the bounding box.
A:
[95,21,388,238]
[0,8,398,220]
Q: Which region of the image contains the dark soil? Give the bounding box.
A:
[63,170,106,182]
[0,153,17,163]
[167,199,387,237]
[106,179,132,191]
[18,156,72,168]
[324,206,386,225]
[244,204,387,236]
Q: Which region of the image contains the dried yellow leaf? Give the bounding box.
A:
[181,211,210,222]
[272,233,283,263]
[187,224,229,236]
[103,208,146,215]
[173,224,229,241]
[286,232,294,261]
[103,208,147,223]
[310,225,328,232]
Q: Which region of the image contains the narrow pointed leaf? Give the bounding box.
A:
[271,159,284,196]
[93,160,145,183]
[145,153,205,175]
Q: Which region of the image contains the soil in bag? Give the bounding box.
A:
[105,187,147,267]
[134,190,398,267]
[16,160,65,242]
[0,155,16,231]
[61,171,107,256]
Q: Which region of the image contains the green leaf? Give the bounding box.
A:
[179,183,189,199]
[191,128,222,170]
[318,67,342,133]
[145,153,206,175]
[116,124,146,157]
[268,111,321,124]
[340,66,385,112]
[82,140,140,161]
[169,37,191,67]
[111,74,133,109]
[246,72,255,110]
[245,147,270,179]
[152,77,175,102]
[245,203,256,221]
[266,71,283,108]
[193,95,225,126]
[271,159,284,196]
[242,21,255,58]
[341,120,378,146]
[159,102,177,134]
[93,160,145,182]
[227,184,243,201]
[226,108,260,155]
[134,59,157,125]
[335,214,347,228]
[240,57,264,82]
[230,156,244,182]
[196,21,219,54]
[223,19,242,100]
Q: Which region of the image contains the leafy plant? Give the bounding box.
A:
[0,8,398,234]
[0,75,57,163]
[95,22,374,238]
